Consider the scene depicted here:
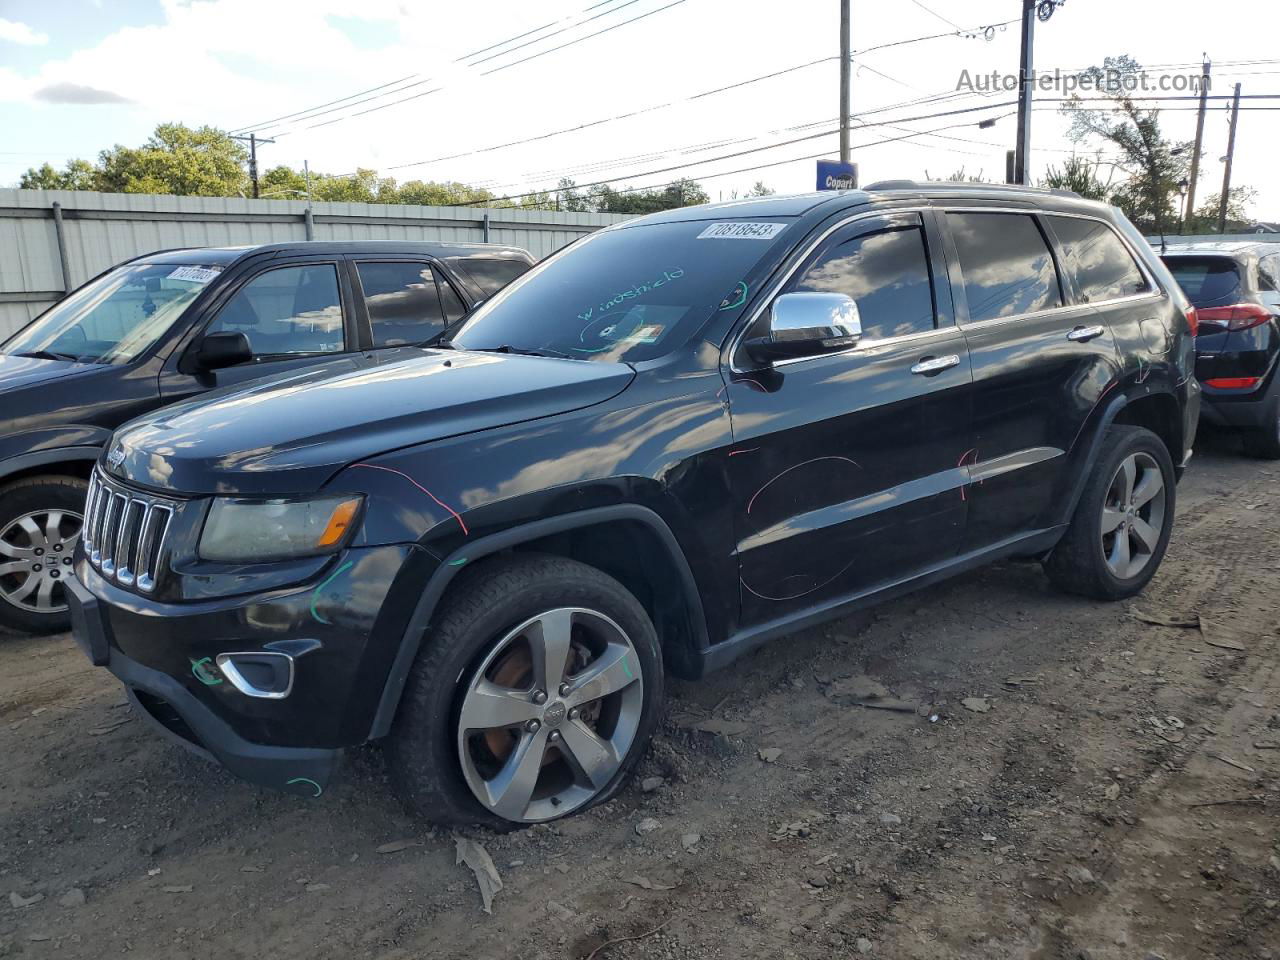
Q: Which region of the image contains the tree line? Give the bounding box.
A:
[16,123,752,214]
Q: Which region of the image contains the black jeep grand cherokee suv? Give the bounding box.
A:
[70,184,1199,827]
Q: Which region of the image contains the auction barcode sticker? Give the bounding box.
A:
[697,221,787,240]
[167,266,222,284]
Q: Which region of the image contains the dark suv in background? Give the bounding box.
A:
[1159,240,1280,458]
[69,184,1198,827]
[0,241,531,632]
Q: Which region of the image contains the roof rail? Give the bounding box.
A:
[862,179,1083,200]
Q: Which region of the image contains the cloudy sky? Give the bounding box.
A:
[1,0,1276,219]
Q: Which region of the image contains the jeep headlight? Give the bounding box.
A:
[199,495,362,562]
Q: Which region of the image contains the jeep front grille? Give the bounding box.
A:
[82,470,175,593]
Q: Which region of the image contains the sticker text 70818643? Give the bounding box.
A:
[696,222,786,241]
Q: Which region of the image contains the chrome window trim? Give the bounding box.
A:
[728,202,1170,374]
[728,205,939,374]
[769,324,963,369]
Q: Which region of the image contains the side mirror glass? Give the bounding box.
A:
[745,292,862,364]
[195,331,253,371]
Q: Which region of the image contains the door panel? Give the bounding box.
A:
[725,212,973,628]
[943,210,1121,550]
[160,258,366,402]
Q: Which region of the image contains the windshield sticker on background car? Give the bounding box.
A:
[166,266,222,284]
[697,222,786,241]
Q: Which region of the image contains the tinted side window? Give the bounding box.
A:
[1048,215,1148,302]
[207,264,344,356]
[948,213,1062,322]
[437,277,468,323]
[454,258,529,297]
[357,262,446,347]
[788,225,936,340]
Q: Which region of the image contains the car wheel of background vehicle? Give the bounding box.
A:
[1043,425,1176,601]
[1241,393,1280,460]
[386,553,664,828]
[0,475,88,635]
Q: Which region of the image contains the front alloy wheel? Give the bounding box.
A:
[457,608,644,822]
[386,555,663,827]
[0,475,89,634]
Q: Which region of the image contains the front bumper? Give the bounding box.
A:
[67,541,428,797]
[67,572,341,796]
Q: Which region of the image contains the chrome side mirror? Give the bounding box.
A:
[745,292,862,364]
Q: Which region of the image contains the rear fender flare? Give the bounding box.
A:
[1054,388,1149,529]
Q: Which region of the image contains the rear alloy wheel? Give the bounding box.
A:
[1044,426,1176,600]
[1099,451,1167,581]
[387,555,663,827]
[0,476,88,634]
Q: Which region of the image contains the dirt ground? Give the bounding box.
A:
[2,435,1278,960]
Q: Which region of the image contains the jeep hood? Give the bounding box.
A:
[107,349,634,495]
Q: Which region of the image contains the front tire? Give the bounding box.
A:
[386,554,663,828]
[0,475,88,635]
[1043,426,1176,601]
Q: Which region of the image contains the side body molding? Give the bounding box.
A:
[369,504,710,739]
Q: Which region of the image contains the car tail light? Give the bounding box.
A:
[1184,305,1198,338]
[1196,303,1272,332]
[1204,376,1261,390]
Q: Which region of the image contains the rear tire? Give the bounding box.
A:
[1043,426,1175,601]
[0,475,88,635]
[1241,393,1280,460]
[386,554,663,828]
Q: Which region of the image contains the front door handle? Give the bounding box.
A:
[910,354,961,376]
[1066,324,1106,342]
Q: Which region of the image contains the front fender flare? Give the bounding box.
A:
[368,504,708,740]
[0,445,102,483]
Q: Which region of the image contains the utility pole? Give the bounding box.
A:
[1182,58,1211,231]
[231,132,275,199]
[1217,82,1242,234]
[839,0,851,165]
[1013,0,1036,185]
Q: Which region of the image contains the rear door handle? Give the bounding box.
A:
[1066,324,1106,342]
[910,354,961,376]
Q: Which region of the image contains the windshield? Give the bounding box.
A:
[1161,256,1243,308]
[450,219,791,363]
[2,262,218,364]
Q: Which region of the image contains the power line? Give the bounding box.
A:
[908,0,964,32]
[257,13,1016,143]
[228,73,420,135]
[407,87,988,185]
[466,0,643,67]
[550,115,1027,201]
[477,0,689,76]
[459,101,1020,204]
[235,0,666,137]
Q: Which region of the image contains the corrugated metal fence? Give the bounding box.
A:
[0,188,630,337]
